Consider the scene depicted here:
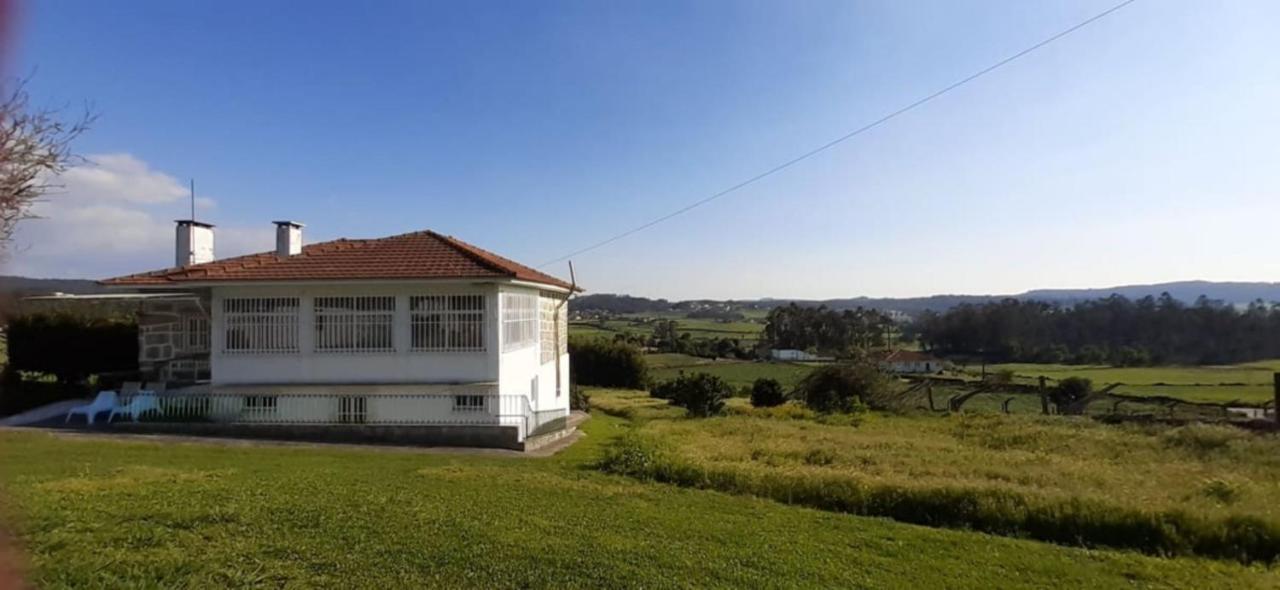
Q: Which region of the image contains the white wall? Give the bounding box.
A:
[176,223,215,266]
[210,283,501,386]
[496,285,570,415]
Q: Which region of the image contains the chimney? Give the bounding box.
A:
[273,221,304,257]
[175,220,215,267]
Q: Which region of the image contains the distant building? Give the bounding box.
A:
[770,349,829,362]
[877,350,945,374]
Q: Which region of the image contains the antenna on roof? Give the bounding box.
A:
[189,178,196,222]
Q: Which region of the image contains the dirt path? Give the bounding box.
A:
[0,524,28,589]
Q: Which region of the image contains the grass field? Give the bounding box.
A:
[570,315,766,342]
[981,361,1280,405]
[644,353,814,390]
[593,389,1280,563]
[2,417,1277,588]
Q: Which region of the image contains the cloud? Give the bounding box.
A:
[5,153,267,279]
[56,153,192,205]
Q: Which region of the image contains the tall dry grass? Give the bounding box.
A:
[594,390,1280,562]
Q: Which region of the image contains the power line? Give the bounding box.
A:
[539,0,1140,268]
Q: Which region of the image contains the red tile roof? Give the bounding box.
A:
[101,230,577,290]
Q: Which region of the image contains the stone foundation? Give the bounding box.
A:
[109,422,525,450]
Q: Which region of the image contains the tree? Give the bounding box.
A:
[650,373,731,417]
[1050,377,1092,411]
[794,362,889,413]
[569,338,648,389]
[1,77,95,247]
[749,378,786,408]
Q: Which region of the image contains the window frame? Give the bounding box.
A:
[452,394,487,413]
[313,295,396,354]
[222,297,300,354]
[410,294,487,353]
[501,292,538,352]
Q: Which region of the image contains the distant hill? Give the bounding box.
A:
[574,281,1280,317]
[0,276,106,296]
[1020,281,1280,305]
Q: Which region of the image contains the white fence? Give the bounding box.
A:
[120,393,567,441]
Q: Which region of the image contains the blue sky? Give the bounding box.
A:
[4,0,1278,299]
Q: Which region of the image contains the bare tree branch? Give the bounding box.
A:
[0,75,96,249]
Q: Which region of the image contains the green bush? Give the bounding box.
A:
[651,373,731,418]
[1,313,139,417]
[749,378,786,408]
[7,313,138,383]
[569,338,648,389]
[794,362,886,413]
[597,432,669,479]
[569,383,591,412]
[1161,424,1250,454]
[1051,377,1092,412]
[0,368,92,417]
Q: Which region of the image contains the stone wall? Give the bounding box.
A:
[138,297,211,384]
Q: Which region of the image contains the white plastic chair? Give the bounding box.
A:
[109,392,163,423]
[65,391,120,425]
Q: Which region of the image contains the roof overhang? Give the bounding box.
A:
[22,292,200,302]
[102,276,580,294]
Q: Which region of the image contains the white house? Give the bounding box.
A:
[770,349,831,362]
[98,220,578,449]
[877,350,945,374]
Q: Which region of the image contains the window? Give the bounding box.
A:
[241,395,277,419]
[223,298,299,353]
[411,294,485,352]
[338,396,367,424]
[453,394,486,413]
[501,292,537,352]
[183,316,210,353]
[539,294,562,364]
[314,296,395,353]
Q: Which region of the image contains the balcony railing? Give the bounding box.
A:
[114,392,567,441]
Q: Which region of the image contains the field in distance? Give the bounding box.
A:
[975,361,1280,405]
[570,314,766,342]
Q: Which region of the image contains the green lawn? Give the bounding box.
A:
[983,362,1280,405]
[1,417,1274,588]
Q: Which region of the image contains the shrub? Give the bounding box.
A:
[0,367,93,417]
[1161,424,1250,454]
[728,403,816,421]
[1202,478,1243,505]
[651,373,731,418]
[1051,377,1092,412]
[597,432,669,479]
[1,313,139,417]
[987,369,1016,386]
[569,338,648,389]
[749,378,786,408]
[794,362,887,413]
[7,312,138,384]
[569,383,591,412]
[802,448,836,466]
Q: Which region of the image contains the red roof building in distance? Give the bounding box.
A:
[876,349,946,374]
